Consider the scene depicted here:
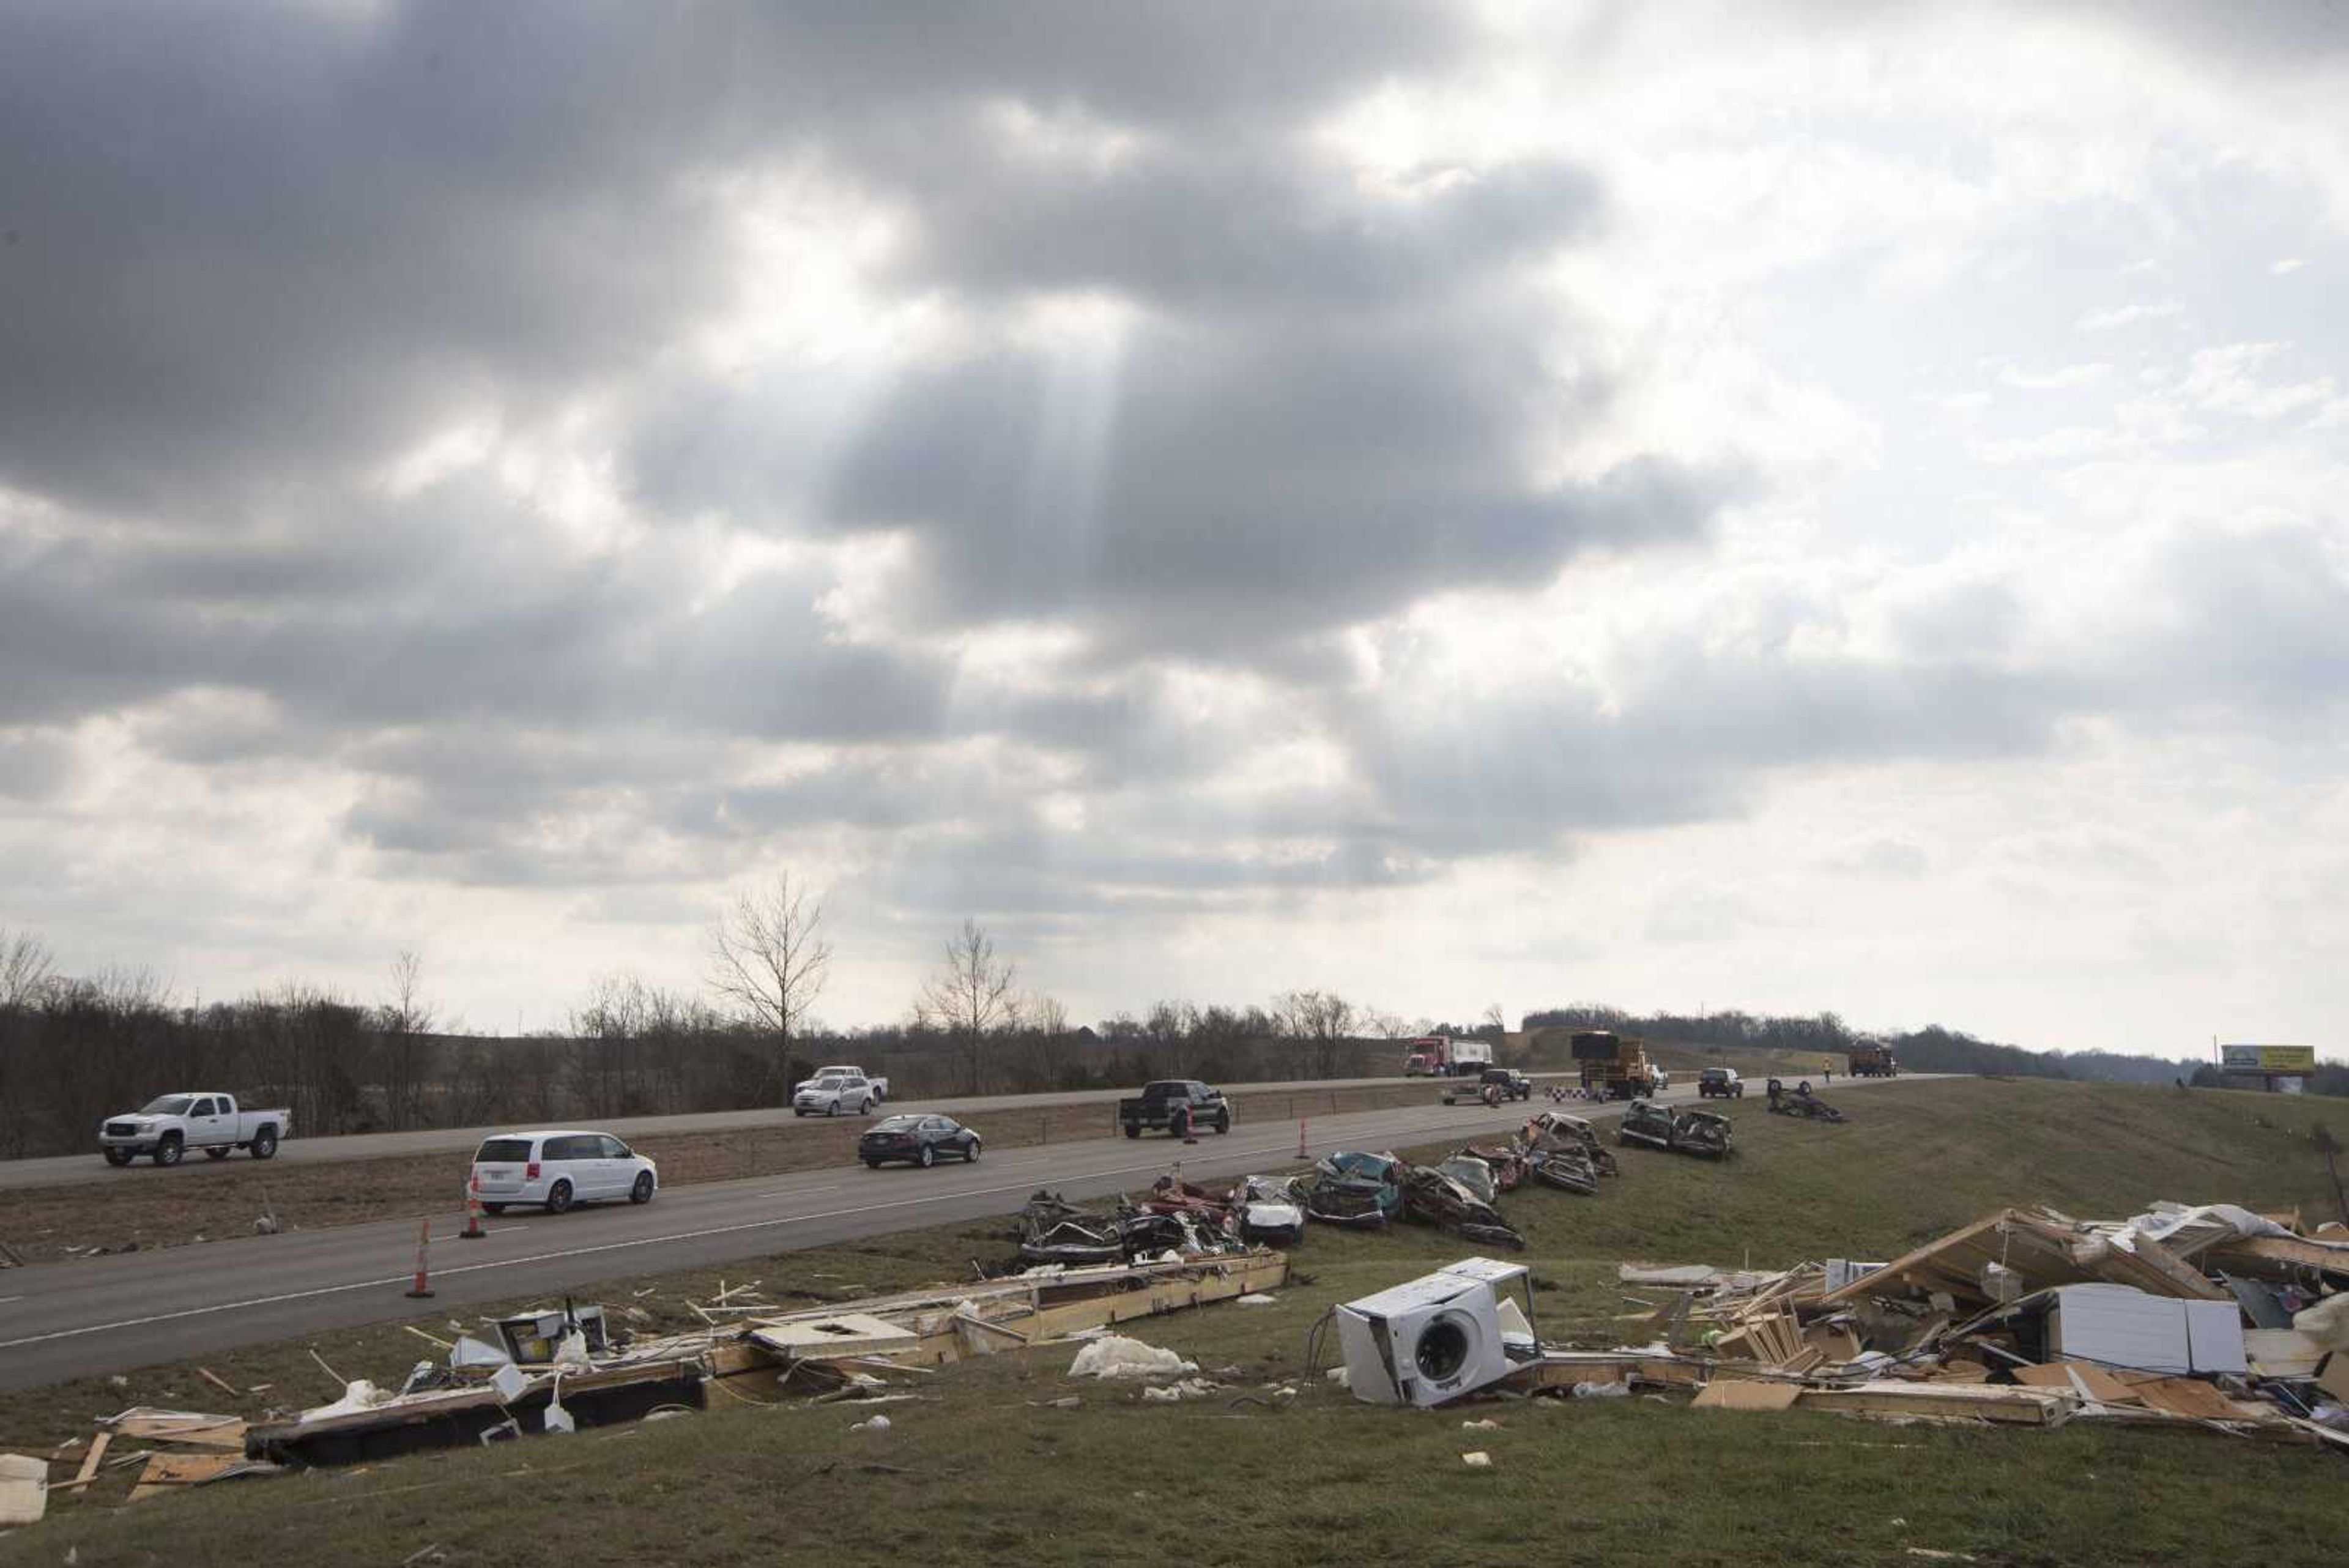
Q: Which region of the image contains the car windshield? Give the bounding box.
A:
[139,1096,195,1115]
[475,1137,535,1162]
[872,1116,921,1132]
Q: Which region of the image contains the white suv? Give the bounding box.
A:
[469,1130,658,1216]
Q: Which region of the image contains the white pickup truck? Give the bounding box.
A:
[99,1093,292,1167]
[790,1066,885,1117]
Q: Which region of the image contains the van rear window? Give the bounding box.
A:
[475,1138,534,1162]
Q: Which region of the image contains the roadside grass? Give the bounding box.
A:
[4,1077,2344,1566]
[1,1079,1489,1269]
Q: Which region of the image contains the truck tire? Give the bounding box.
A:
[103,1147,135,1167]
[154,1134,183,1167]
[1124,1124,1140,1139]
[545,1180,574,1215]
[205,1145,231,1159]
[251,1126,278,1159]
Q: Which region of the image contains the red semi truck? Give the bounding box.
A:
[1401,1035,1496,1077]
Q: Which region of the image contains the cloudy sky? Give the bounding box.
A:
[3,2,2345,1056]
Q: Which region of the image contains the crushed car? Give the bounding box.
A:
[1437,1153,1501,1206]
[1397,1162,1526,1250]
[1668,1108,1734,1159]
[1617,1099,1679,1153]
[1765,1079,1847,1123]
[1231,1175,1305,1246]
[1459,1139,1530,1192]
[1290,1151,1405,1228]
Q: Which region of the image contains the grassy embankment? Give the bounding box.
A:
[3,1079,1488,1268]
[3,1077,2342,1567]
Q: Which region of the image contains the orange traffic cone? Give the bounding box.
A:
[1296,1117,1308,1161]
[461,1173,488,1239]
[405,1218,436,1298]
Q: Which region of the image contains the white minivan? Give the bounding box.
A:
[469,1130,658,1215]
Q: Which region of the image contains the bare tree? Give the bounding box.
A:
[917,919,1020,1093]
[707,873,833,1102]
[1274,989,1354,1079]
[1019,993,1075,1092]
[376,949,436,1129]
[1,925,54,1008]
[1480,1003,1507,1042]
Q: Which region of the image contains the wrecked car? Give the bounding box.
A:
[1145,1175,1236,1227]
[1397,1162,1526,1250]
[1460,1140,1530,1192]
[1017,1190,1128,1265]
[1523,1113,1619,1178]
[1765,1079,1847,1123]
[1438,1153,1501,1206]
[1669,1109,1734,1159]
[1290,1151,1405,1228]
[1617,1099,1678,1152]
[1232,1176,1305,1246]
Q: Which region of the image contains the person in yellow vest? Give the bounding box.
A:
[1822,1057,1834,1084]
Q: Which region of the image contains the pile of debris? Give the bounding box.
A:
[6,1249,1290,1517]
[1288,1151,1526,1249]
[1332,1200,2349,1451]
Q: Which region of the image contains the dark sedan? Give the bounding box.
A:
[859,1113,982,1169]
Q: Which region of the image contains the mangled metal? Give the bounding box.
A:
[1521,1112,1618,1194]
[1397,1162,1526,1251]
[1291,1151,1405,1228]
[1765,1079,1846,1123]
[1617,1099,1677,1152]
[1232,1175,1306,1246]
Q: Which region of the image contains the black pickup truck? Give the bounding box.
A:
[1117,1080,1231,1139]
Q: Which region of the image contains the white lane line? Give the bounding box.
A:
[0,1296,23,1306]
[0,1101,1562,1354]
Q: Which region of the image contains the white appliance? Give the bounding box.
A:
[1335,1257,1534,1407]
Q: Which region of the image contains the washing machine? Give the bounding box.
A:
[1335,1257,1532,1406]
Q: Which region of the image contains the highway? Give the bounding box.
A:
[0,1071,1583,1191]
[0,1076,1937,1391]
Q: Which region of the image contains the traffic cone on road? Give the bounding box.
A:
[405,1218,436,1298]
[1296,1117,1309,1160]
[460,1173,488,1239]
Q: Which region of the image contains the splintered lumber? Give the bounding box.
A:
[1819,1209,2227,1309]
[2205,1235,2349,1281]
[1794,1381,2071,1425]
[100,1410,247,1449]
[1505,1353,1704,1392]
[127,1452,247,1502]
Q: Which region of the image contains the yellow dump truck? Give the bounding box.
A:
[1849,1041,1899,1077]
[1572,1030,1666,1099]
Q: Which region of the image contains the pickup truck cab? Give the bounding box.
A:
[1118,1080,1230,1139]
[99,1093,291,1167]
[793,1071,880,1117]
[791,1065,889,1105]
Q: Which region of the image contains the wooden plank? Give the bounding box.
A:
[2013,1361,2144,1405]
[71,1432,110,1488]
[1819,1213,2011,1305]
[2128,1377,2272,1423]
[1795,1383,2067,1425]
[1694,1380,1802,1411]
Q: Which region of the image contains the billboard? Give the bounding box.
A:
[2221,1044,2318,1073]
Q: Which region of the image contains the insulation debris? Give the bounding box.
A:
[1068,1336,1198,1380]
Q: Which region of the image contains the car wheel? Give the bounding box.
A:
[483,1202,507,1215]
[1124,1124,1140,1139]
[154,1136,183,1167]
[864,1158,883,1170]
[861,1097,874,1115]
[827,1101,840,1117]
[917,1143,935,1169]
[793,1109,806,1118]
[1215,1113,1231,1134]
[103,1148,135,1167]
[251,1127,278,1159]
[204,1146,231,1160]
[546,1180,574,1215]
[966,1139,981,1162]
[631,1171,655,1204]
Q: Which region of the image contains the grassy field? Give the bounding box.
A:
[3,1077,2342,1566]
[1,1078,1488,1269]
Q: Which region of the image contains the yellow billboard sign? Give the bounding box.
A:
[2221,1044,2317,1073]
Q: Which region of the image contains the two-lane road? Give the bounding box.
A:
[0,1076,1939,1391]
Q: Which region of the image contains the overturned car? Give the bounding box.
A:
[1765,1079,1847,1123]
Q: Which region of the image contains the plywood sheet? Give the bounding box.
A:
[1694,1380,1802,1411]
